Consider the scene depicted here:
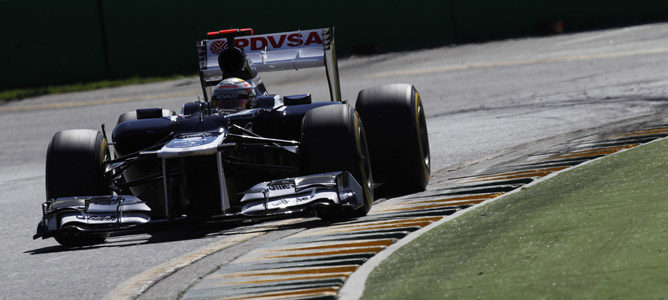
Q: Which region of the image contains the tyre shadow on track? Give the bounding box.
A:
[24,218,330,255]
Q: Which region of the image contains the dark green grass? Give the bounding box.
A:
[0,75,188,102]
[363,138,668,299]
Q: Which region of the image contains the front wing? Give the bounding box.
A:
[34,171,364,240]
[240,171,364,217]
[33,195,151,239]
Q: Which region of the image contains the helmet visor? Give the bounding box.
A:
[216,98,247,109]
[212,92,253,109]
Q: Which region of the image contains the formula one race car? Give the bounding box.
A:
[34,27,430,247]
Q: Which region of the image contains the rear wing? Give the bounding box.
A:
[196,27,341,102]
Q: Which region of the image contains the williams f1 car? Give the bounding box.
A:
[34,27,430,247]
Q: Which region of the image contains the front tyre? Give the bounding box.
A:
[45,129,110,247]
[301,104,373,220]
[356,84,430,195]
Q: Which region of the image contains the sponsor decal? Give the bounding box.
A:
[268,182,294,191]
[269,199,290,207]
[208,30,323,55]
[76,214,117,221]
[209,40,228,54]
[166,135,217,148]
[267,195,311,208]
[267,35,286,48]
[88,215,118,221]
[304,31,324,45]
[89,198,120,206]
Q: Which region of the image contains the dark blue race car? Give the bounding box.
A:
[34,27,430,247]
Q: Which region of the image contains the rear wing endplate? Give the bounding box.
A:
[197,27,341,102]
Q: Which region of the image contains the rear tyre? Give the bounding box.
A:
[356,84,430,195]
[45,129,110,247]
[301,104,373,221]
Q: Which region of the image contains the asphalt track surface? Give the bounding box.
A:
[2,23,668,299]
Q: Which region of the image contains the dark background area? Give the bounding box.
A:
[2,0,667,90]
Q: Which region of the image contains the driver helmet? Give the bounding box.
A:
[211,77,256,110]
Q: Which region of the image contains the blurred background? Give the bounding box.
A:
[2,0,667,91]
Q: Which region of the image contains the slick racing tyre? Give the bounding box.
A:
[356,83,430,195]
[301,104,373,221]
[45,129,111,247]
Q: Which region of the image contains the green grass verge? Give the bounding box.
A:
[0,75,188,102]
[363,138,668,299]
